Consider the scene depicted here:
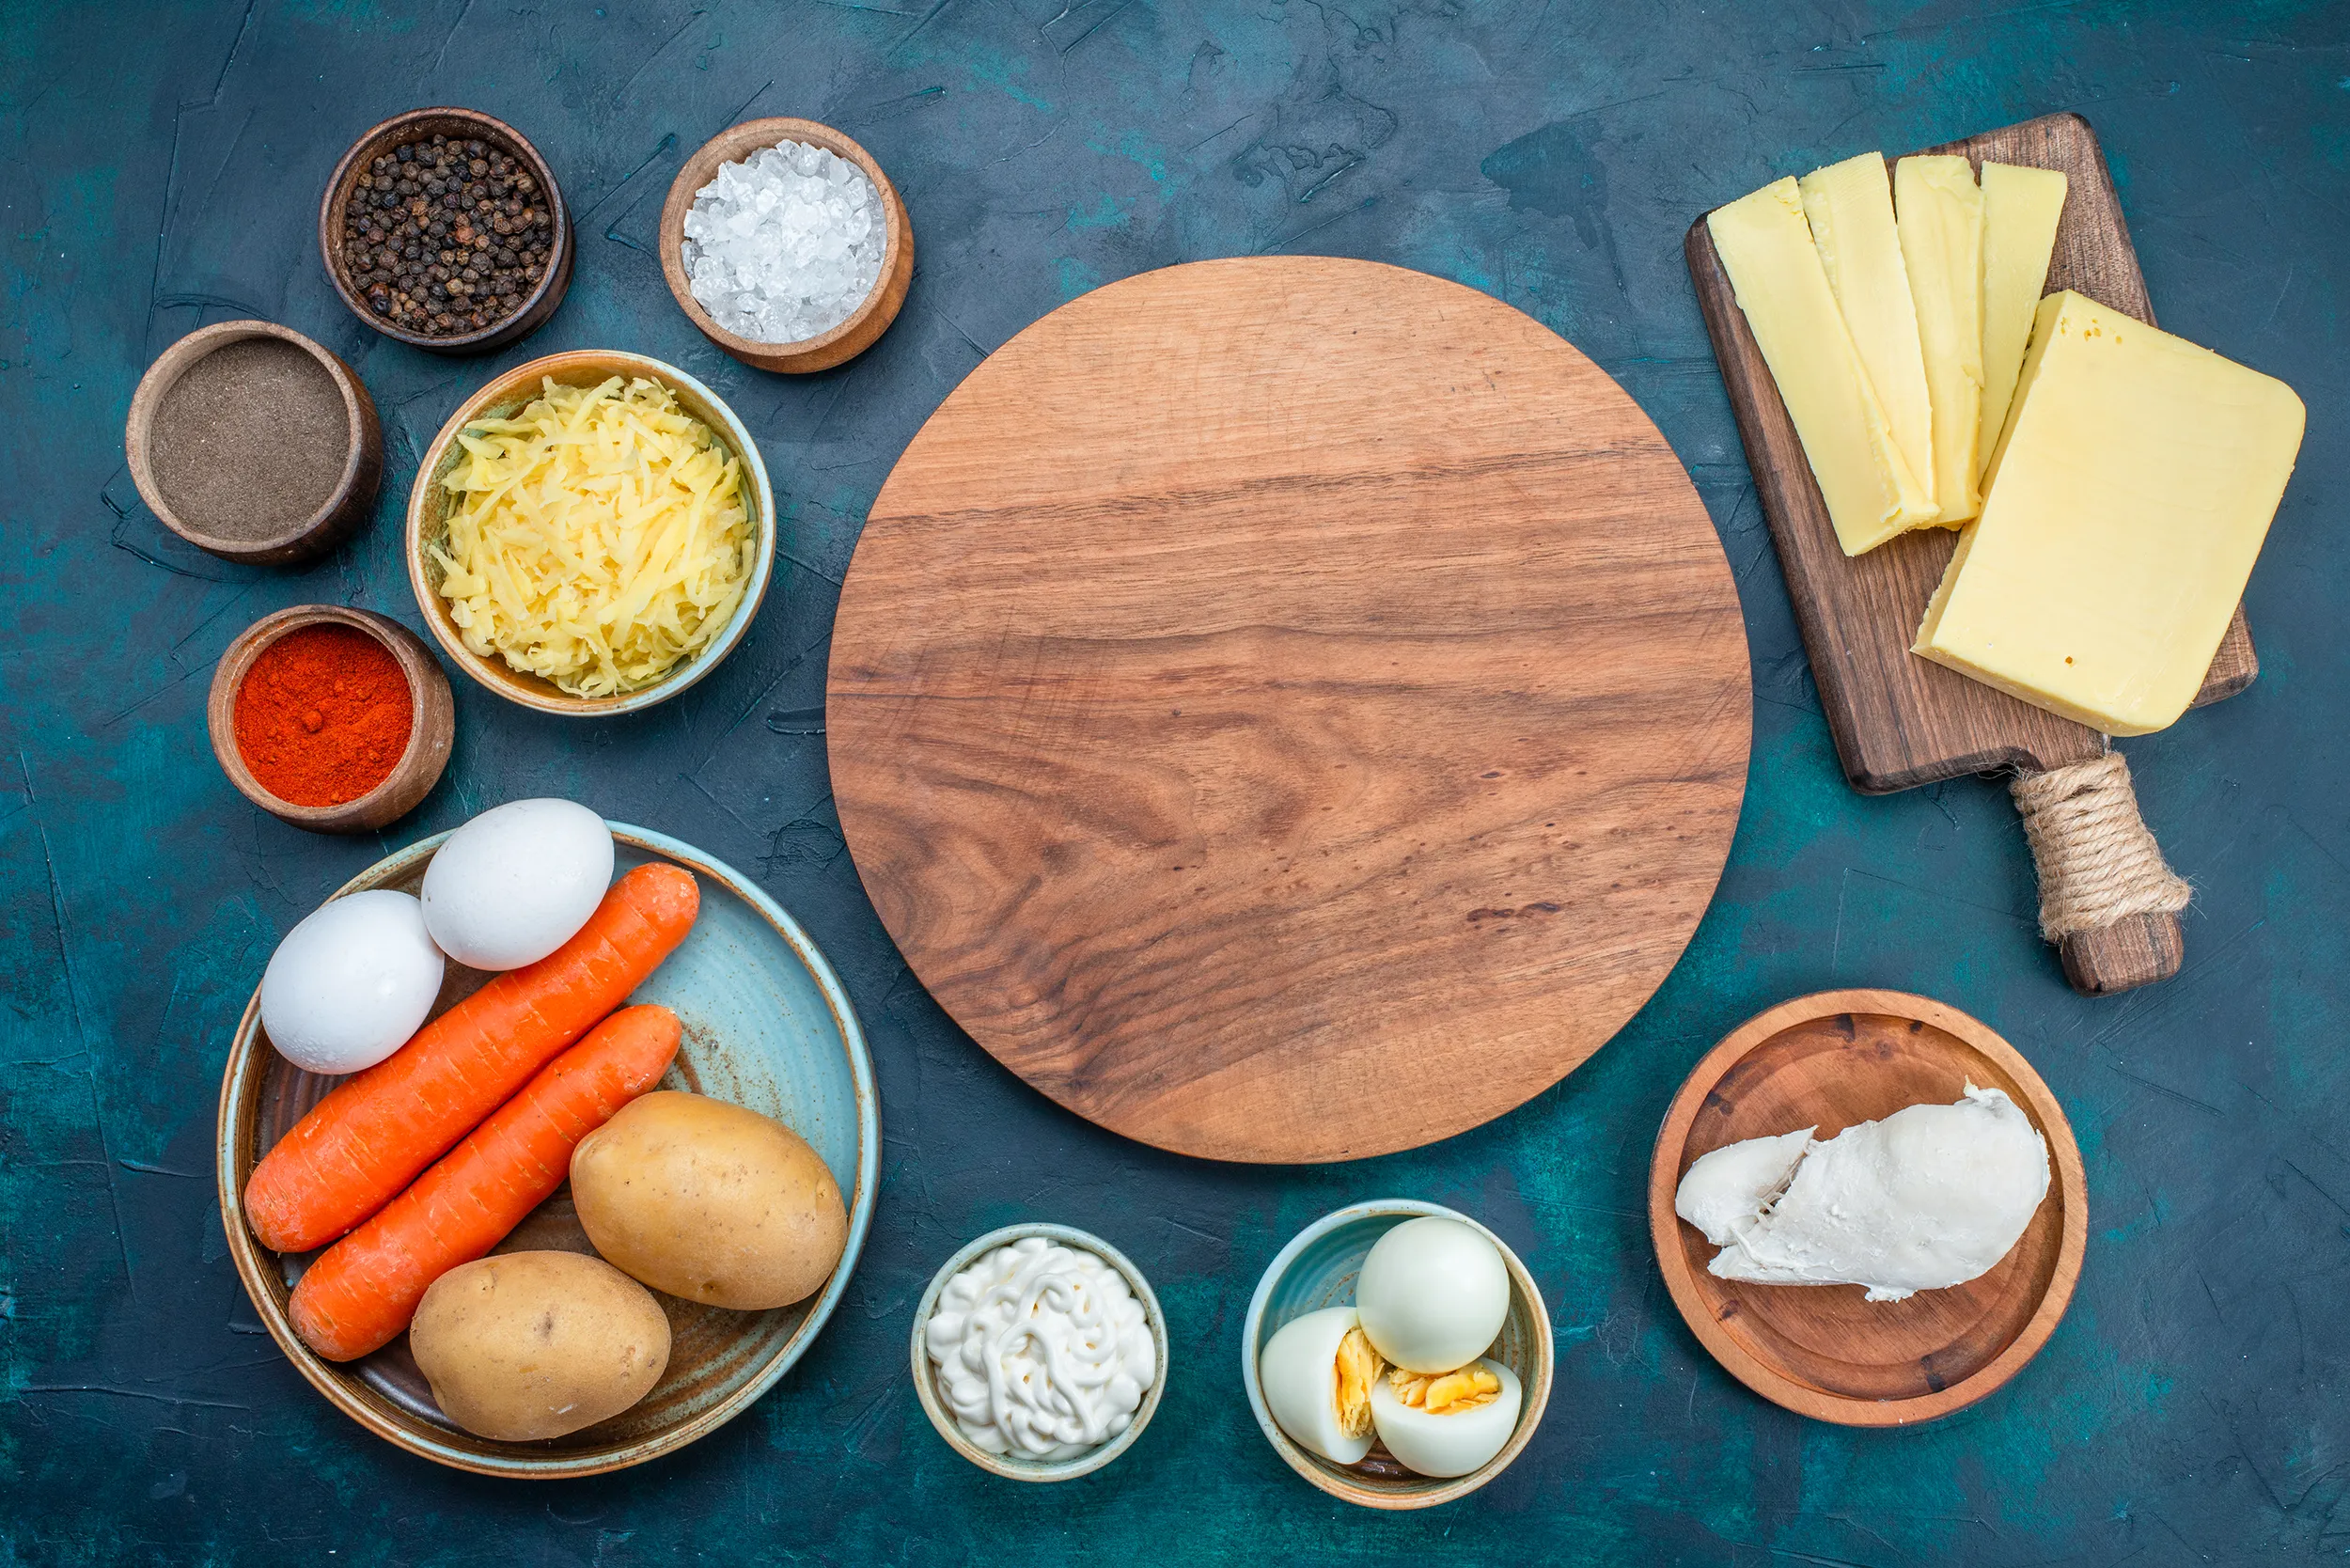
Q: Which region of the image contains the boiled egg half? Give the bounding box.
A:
[1355,1216,1511,1373]
[1258,1307,1385,1466]
[1370,1359,1523,1478]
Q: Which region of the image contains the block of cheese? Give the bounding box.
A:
[1709,178,1937,556]
[1915,290,2304,735]
[1977,163,2069,478]
[1895,155,1985,525]
[1800,152,1937,512]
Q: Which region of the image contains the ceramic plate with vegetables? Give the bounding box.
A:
[216,805,878,1477]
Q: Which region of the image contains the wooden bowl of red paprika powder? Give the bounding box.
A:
[207,606,455,833]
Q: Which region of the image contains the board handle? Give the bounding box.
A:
[2010,752,2189,996]
[2056,913,2185,996]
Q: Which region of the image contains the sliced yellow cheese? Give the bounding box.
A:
[1710,178,1937,556]
[1800,152,1936,511]
[1915,290,2304,735]
[1894,155,1985,525]
[1976,163,2068,479]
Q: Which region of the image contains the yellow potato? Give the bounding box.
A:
[570,1090,847,1310]
[409,1250,670,1442]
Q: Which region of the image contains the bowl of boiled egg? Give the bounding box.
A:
[1244,1200,1553,1509]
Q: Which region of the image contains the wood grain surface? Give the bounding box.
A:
[1648,990,2087,1426]
[1685,113,2256,795]
[828,257,1750,1164]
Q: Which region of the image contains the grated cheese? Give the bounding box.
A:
[429,375,754,698]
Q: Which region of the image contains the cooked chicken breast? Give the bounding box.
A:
[1674,1085,2049,1302]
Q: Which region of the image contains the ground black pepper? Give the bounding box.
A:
[149,339,350,541]
[340,133,555,338]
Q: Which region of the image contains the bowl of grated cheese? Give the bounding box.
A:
[405,349,776,715]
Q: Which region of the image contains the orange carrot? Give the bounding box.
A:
[244,863,698,1253]
[288,1005,682,1361]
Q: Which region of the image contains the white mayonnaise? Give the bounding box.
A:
[922,1235,1155,1459]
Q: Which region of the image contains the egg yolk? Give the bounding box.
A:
[1387,1363,1502,1416]
[1334,1327,1383,1439]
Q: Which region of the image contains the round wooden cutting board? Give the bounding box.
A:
[828,257,1749,1163]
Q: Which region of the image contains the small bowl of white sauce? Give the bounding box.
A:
[911,1222,1167,1482]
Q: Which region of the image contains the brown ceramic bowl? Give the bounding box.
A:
[320,107,572,355]
[404,349,776,717]
[207,604,454,833]
[124,321,383,566]
[658,117,913,373]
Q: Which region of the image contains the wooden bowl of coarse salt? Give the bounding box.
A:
[658,118,914,374]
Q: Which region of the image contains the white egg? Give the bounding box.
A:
[1370,1359,1523,1479]
[260,890,445,1075]
[1258,1307,1379,1466]
[1355,1216,1512,1373]
[421,799,614,970]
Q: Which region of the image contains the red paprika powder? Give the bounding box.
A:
[233,624,414,808]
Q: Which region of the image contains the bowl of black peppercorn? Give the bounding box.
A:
[319,107,573,355]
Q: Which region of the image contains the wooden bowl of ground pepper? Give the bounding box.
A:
[124,320,384,566]
[320,107,572,354]
[207,606,455,833]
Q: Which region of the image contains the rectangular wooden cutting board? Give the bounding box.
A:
[1686,112,2256,794]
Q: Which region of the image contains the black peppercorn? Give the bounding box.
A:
[341,129,555,339]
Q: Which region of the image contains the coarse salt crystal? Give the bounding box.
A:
[680,140,887,345]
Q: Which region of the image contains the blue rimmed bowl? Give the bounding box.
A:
[215,823,877,1477]
[1242,1200,1554,1509]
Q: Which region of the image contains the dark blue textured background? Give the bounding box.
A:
[3,1,2344,1560]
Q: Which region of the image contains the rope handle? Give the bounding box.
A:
[2011,751,2188,995]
